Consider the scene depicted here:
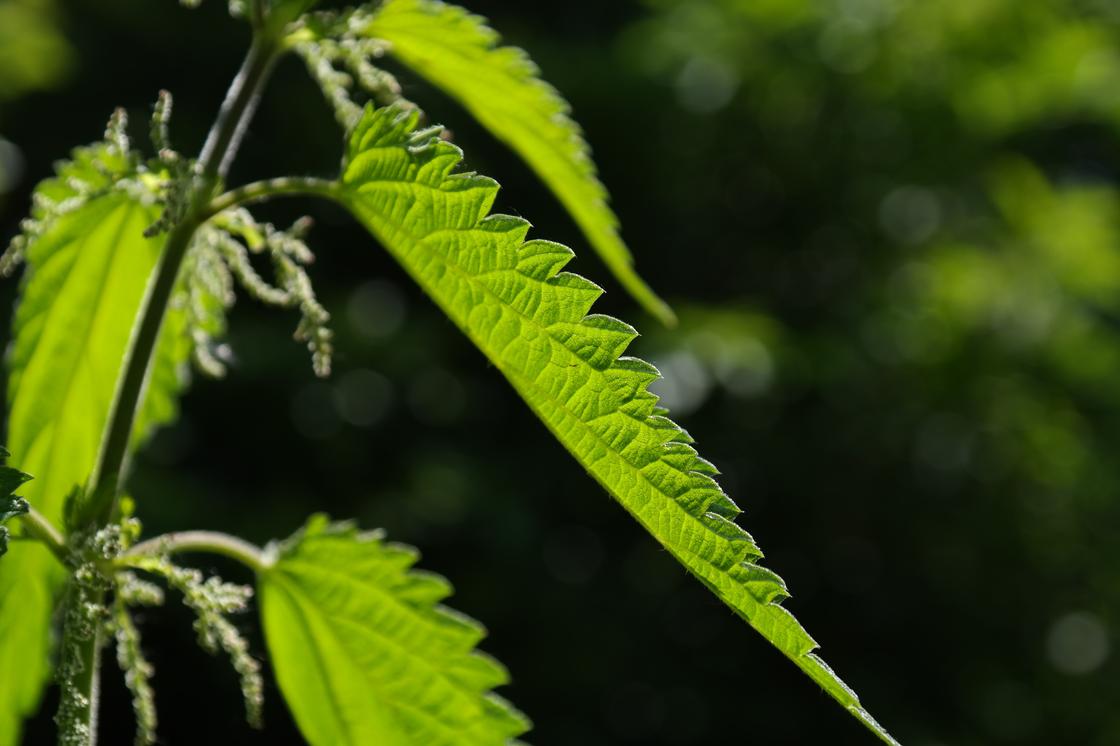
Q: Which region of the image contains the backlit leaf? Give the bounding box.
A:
[364,0,675,324]
[260,516,529,745]
[330,104,897,744]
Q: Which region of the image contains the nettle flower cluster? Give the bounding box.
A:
[3,100,332,382]
[55,512,261,746]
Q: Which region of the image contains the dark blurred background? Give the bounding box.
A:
[3,0,1119,743]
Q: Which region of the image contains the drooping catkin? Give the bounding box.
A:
[127,556,264,728]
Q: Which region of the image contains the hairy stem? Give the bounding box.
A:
[60,586,101,746]
[124,531,268,573]
[61,32,285,746]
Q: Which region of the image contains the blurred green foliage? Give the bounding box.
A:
[629,0,1120,742]
[0,0,69,102]
[0,0,70,197]
[1,0,1118,744]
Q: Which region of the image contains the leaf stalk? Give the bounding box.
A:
[18,507,68,565]
[123,531,268,573]
[206,176,340,216]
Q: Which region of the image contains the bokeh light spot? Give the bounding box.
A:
[1047,611,1110,675]
[334,368,393,428]
[347,279,406,340]
[674,55,739,114]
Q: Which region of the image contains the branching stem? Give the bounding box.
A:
[61,28,286,746]
[124,531,269,573]
[84,35,282,530]
[198,36,281,183]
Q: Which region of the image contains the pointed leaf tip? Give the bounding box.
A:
[333,103,896,743]
[364,0,674,323]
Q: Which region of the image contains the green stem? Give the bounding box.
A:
[61,32,285,746]
[206,176,340,216]
[18,507,68,565]
[124,531,269,573]
[198,35,281,184]
[83,35,282,530]
[58,582,100,746]
[250,0,268,29]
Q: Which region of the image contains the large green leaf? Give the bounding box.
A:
[260,516,529,745]
[363,0,674,325]
[328,104,897,744]
[0,142,187,742]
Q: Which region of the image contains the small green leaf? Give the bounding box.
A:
[0,451,32,559]
[260,516,529,746]
[364,0,674,325]
[331,104,897,744]
[0,449,31,504]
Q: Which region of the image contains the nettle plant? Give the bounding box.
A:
[0,1,900,744]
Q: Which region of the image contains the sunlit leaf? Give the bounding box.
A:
[260,516,529,745]
[330,103,897,745]
[364,0,674,325]
[0,138,188,742]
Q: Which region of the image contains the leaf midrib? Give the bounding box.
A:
[276,555,479,647]
[267,576,356,745]
[339,184,755,582]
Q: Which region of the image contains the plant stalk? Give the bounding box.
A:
[206,176,340,216]
[250,0,268,29]
[84,34,281,529]
[19,507,68,565]
[124,531,268,572]
[61,30,284,746]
